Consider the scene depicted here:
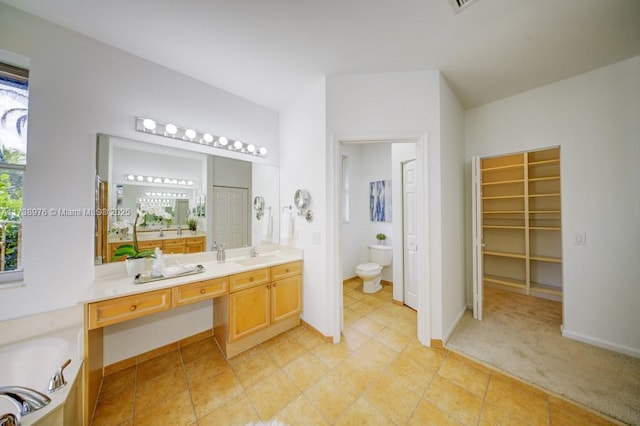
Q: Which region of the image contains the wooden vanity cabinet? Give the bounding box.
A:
[215,261,303,358]
[87,289,171,329]
[108,235,205,261]
[163,238,186,254]
[186,236,205,253]
[173,277,228,307]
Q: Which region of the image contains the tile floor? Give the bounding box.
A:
[92,281,616,425]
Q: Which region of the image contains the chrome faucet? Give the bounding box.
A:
[216,242,226,263]
[249,246,259,257]
[47,359,71,393]
[0,386,51,416]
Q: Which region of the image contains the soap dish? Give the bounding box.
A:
[134,264,205,284]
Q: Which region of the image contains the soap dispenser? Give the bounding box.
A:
[151,247,165,278]
[216,243,226,263]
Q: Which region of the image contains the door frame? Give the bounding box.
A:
[402,159,418,310]
[328,134,430,345]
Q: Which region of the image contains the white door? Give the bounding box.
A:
[472,156,484,320]
[403,160,418,310]
[213,186,249,249]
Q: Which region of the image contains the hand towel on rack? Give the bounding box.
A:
[261,208,272,239]
[280,210,293,240]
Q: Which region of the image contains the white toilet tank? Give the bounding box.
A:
[369,244,393,266]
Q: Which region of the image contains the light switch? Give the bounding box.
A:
[574,232,586,245]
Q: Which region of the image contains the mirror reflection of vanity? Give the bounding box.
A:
[95,134,280,264]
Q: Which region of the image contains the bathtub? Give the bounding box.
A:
[0,326,83,425]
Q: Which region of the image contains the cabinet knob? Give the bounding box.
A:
[273,283,277,287]
[200,289,206,294]
[267,285,271,289]
[249,277,254,282]
[130,305,137,311]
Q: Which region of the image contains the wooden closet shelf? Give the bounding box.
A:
[484,210,525,214]
[530,255,562,263]
[484,250,526,259]
[529,176,560,182]
[484,274,526,289]
[529,193,560,198]
[528,159,560,167]
[481,163,524,172]
[483,225,525,230]
[529,210,561,214]
[530,283,562,296]
[482,179,525,186]
[530,226,561,231]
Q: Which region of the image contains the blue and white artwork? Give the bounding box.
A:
[370,180,392,222]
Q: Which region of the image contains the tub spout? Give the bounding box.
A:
[47,359,71,393]
[0,386,51,416]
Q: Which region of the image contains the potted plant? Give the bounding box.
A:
[376,233,386,245]
[187,217,198,235]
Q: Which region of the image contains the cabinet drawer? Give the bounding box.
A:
[186,237,205,253]
[137,240,161,251]
[229,268,270,292]
[88,289,171,329]
[173,277,228,307]
[271,261,303,281]
[163,238,186,254]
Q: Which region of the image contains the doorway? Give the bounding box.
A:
[402,160,418,310]
[212,186,249,249]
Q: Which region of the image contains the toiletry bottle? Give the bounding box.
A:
[151,247,165,277]
[216,243,226,263]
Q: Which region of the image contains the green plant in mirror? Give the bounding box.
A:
[187,217,198,232]
[112,205,172,260]
[376,233,386,242]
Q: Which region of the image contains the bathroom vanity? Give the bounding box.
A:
[107,232,206,261]
[79,246,303,425]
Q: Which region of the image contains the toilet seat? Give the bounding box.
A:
[356,262,381,272]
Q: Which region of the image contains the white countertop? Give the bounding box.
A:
[81,245,303,304]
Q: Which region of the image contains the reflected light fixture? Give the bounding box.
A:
[125,174,195,187]
[135,116,268,158]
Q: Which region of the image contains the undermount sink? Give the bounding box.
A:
[234,254,283,267]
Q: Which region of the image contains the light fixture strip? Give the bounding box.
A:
[135,117,268,158]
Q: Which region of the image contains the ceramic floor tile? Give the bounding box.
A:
[386,352,437,394]
[349,301,377,316]
[274,394,329,426]
[332,351,386,392]
[282,352,329,391]
[363,371,422,424]
[479,401,530,426]
[360,295,386,308]
[136,350,183,383]
[190,368,244,418]
[232,351,279,388]
[135,366,188,413]
[343,293,359,307]
[401,340,448,372]
[374,325,413,352]
[423,375,484,425]
[485,372,549,426]
[133,389,195,426]
[91,388,134,426]
[438,351,491,398]
[196,392,260,426]
[266,337,308,367]
[343,307,365,326]
[312,341,353,369]
[183,350,232,387]
[353,338,399,369]
[287,327,324,350]
[304,372,361,423]
[408,398,464,426]
[246,370,300,420]
[351,314,387,336]
[387,316,418,337]
[341,326,370,351]
[98,366,136,401]
[179,337,219,364]
[548,395,617,426]
[336,396,391,426]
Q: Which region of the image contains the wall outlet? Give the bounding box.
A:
[574,232,586,245]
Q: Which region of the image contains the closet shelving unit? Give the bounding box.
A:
[480,147,562,301]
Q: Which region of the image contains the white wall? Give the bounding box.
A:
[465,56,640,356]
[279,78,329,335]
[439,77,467,342]
[252,164,280,245]
[340,144,365,279]
[0,4,279,363]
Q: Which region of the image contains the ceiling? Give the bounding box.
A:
[3,0,640,111]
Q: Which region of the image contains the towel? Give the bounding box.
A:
[280,210,293,240]
[261,208,272,239]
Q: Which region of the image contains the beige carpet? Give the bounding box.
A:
[447,287,640,425]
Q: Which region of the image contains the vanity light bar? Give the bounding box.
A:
[125,174,195,186]
[135,117,268,158]
[144,191,187,198]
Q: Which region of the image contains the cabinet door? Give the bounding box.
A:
[229,284,270,342]
[163,238,186,254]
[271,276,302,324]
[186,237,205,253]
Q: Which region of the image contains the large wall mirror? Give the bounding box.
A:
[95,134,280,264]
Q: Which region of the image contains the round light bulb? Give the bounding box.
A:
[218,136,228,146]
[127,174,134,181]
[165,123,177,135]
[203,133,214,144]
[142,119,156,131]
[187,180,194,186]
[233,140,243,150]
[259,147,268,156]
[185,129,196,140]
[147,177,153,183]
[137,175,144,182]
[247,144,256,153]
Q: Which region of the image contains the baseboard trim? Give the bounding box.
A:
[392,299,404,306]
[562,328,640,358]
[342,276,359,285]
[443,305,469,345]
[430,339,444,348]
[301,319,333,343]
[104,329,213,376]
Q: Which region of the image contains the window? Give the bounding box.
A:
[0,61,28,283]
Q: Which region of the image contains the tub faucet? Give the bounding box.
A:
[47,359,71,393]
[0,386,51,416]
[0,413,18,426]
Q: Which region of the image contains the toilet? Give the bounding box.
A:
[355,244,393,293]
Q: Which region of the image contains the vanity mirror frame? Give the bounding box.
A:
[94,133,280,264]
